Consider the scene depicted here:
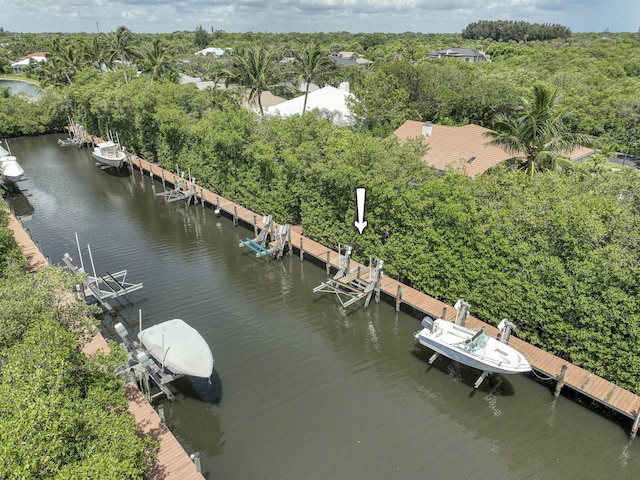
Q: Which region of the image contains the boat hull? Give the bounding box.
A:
[0,156,24,183]
[91,151,126,168]
[415,319,530,374]
[138,319,214,378]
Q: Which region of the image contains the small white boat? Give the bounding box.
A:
[138,319,214,379]
[415,318,531,376]
[91,140,126,168]
[0,155,25,182]
[0,143,24,183]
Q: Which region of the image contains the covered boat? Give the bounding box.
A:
[138,319,214,379]
[91,140,126,168]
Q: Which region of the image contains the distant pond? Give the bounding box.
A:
[0,79,42,99]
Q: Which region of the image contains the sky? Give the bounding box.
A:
[1,0,638,35]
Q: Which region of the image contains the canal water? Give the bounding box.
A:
[6,134,640,479]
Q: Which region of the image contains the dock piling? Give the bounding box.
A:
[555,365,568,397]
[631,410,640,439]
[299,237,304,261]
[396,285,403,312]
[326,251,331,274]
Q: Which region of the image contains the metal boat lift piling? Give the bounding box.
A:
[61,233,143,314]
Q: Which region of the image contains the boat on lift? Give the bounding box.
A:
[138,319,214,379]
[0,141,24,184]
[91,131,126,168]
[414,300,530,387]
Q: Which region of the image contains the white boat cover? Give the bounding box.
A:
[138,319,214,378]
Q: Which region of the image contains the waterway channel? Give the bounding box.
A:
[6,133,640,479]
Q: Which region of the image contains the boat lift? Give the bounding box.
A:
[313,245,384,308]
[156,173,198,205]
[113,311,178,401]
[239,215,290,259]
[61,233,143,314]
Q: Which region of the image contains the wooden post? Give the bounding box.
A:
[149,164,153,178]
[395,285,403,312]
[326,251,331,275]
[442,306,448,320]
[200,189,205,207]
[356,265,361,280]
[253,215,258,236]
[161,169,165,186]
[631,410,640,439]
[233,206,238,226]
[555,365,568,397]
[287,227,292,256]
[375,268,382,303]
[215,197,221,216]
[157,404,165,423]
[299,237,304,261]
[191,452,202,473]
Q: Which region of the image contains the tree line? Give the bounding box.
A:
[462,20,572,42]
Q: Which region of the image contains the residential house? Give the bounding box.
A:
[194,47,232,58]
[11,52,47,74]
[262,83,355,127]
[328,51,373,67]
[427,48,490,63]
[393,120,593,178]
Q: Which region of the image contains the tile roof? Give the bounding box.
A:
[394,120,593,178]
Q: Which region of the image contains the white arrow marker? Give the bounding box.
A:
[354,187,368,234]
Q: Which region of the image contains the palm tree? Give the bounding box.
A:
[291,42,334,113]
[484,83,593,175]
[83,35,113,72]
[223,44,278,116]
[109,26,137,84]
[137,37,178,82]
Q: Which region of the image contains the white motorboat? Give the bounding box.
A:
[415,317,531,375]
[0,155,24,183]
[0,143,24,183]
[91,140,126,168]
[138,319,214,379]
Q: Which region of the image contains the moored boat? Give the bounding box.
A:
[415,317,531,375]
[0,142,25,184]
[91,140,126,168]
[138,318,214,379]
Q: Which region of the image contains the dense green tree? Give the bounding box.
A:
[194,25,210,49]
[137,37,179,82]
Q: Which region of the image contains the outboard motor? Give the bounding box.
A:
[421,316,434,331]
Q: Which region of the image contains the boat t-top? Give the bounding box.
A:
[414,299,530,388]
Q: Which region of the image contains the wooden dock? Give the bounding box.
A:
[130,154,640,435]
[5,208,204,479]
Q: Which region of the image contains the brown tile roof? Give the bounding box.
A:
[394,120,593,178]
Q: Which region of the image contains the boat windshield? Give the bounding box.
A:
[464,331,489,353]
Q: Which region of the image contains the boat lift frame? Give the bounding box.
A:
[239,215,290,259]
[156,172,198,205]
[113,311,178,401]
[313,246,384,308]
[62,233,143,313]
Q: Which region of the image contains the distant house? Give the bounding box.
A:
[263,83,356,127]
[328,51,373,67]
[194,47,231,58]
[393,120,593,178]
[11,52,47,74]
[427,48,490,63]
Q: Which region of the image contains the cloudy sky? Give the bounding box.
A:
[2,0,638,34]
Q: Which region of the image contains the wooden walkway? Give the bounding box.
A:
[131,155,640,433]
[4,207,204,479]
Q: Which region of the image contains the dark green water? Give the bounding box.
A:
[6,134,640,479]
